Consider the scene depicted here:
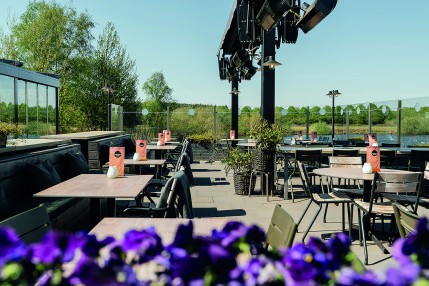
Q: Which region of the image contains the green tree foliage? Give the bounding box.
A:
[142,71,174,133]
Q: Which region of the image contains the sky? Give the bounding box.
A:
[1,0,429,109]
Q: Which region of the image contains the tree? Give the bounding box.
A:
[79,22,140,130]
[142,72,174,132]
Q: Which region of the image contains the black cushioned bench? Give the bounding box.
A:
[87,134,137,170]
[0,143,99,232]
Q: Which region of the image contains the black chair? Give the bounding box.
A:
[124,170,193,218]
[409,150,429,171]
[0,205,51,244]
[354,171,423,265]
[296,161,353,243]
[332,148,359,157]
[381,143,400,147]
[380,149,397,169]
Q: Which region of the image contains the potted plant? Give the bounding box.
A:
[0,122,21,148]
[223,148,254,195]
[249,119,284,172]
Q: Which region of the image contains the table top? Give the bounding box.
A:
[89,217,232,243]
[313,167,415,181]
[237,142,256,147]
[41,131,125,140]
[146,144,177,150]
[123,159,166,166]
[0,138,72,154]
[220,138,244,141]
[34,174,153,199]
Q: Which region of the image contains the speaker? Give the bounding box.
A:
[256,0,292,31]
[218,58,227,80]
[296,0,338,33]
[232,49,250,68]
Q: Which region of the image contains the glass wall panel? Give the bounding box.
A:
[47,86,56,135]
[0,74,14,123]
[401,97,429,147]
[38,84,47,136]
[369,100,398,145]
[27,83,38,137]
[17,80,27,136]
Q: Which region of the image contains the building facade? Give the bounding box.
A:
[0,60,60,137]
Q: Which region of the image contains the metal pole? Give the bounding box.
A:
[397,100,402,146]
[108,90,111,131]
[167,105,170,130]
[332,96,335,141]
[261,28,276,124]
[231,78,239,147]
[306,106,310,139]
[213,105,217,138]
[346,105,350,140]
[368,103,372,134]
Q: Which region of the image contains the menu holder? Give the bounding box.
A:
[366,146,380,172]
[136,140,147,161]
[109,147,125,176]
[311,131,317,142]
[366,133,378,146]
[158,133,165,145]
[297,130,302,140]
[230,130,235,140]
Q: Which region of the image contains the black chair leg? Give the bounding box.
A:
[302,204,322,243]
[360,213,369,265]
[297,200,313,230]
[323,204,328,223]
[357,209,362,246]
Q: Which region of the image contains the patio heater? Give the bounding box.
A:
[326,90,341,142]
[102,85,114,131]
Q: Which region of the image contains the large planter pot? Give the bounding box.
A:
[233,172,255,195]
[253,149,276,172]
[0,136,6,148]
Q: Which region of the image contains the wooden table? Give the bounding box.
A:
[313,168,415,202]
[146,144,177,159]
[123,159,166,178]
[34,174,153,225]
[89,217,231,244]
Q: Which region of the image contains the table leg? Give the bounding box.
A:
[284,154,290,200]
[90,198,101,226]
[106,198,116,217]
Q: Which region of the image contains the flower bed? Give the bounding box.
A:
[1,218,429,285]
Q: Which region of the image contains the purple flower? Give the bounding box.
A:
[283,244,319,282]
[120,228,163,263]
[68,256,137,286]
[26,231,84,265]
[385,263,420,286]
[327,232,352,269]
[337,268,384,286]
[81,234,114,258]
[0,227,24,267]
[171,221,194,249]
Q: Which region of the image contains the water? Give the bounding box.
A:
[284,134,429,147]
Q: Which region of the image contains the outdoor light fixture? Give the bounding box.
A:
[326,89,341,141]
[232,49,250,68]
[230,88,240,95]
[226,66,239,81]
[242,62,257,80]
[256,0,293,31]
[263,56,282,70]
[296,0,338,33]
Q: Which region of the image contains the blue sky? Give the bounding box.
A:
[1,1,429,109]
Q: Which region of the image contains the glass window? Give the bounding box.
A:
[17,80,27,136]
[47,87,56,135]
[38,84,47,136]
[27,82,38,137]
[0,74,15,123]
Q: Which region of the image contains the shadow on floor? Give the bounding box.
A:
[193,208,246,217]
[194,177,230,186]
[192,168,222,173]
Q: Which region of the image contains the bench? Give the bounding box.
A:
[0,143,98,232]
[87,134,136,170]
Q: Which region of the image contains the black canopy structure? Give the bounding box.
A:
[217,0,338,139]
